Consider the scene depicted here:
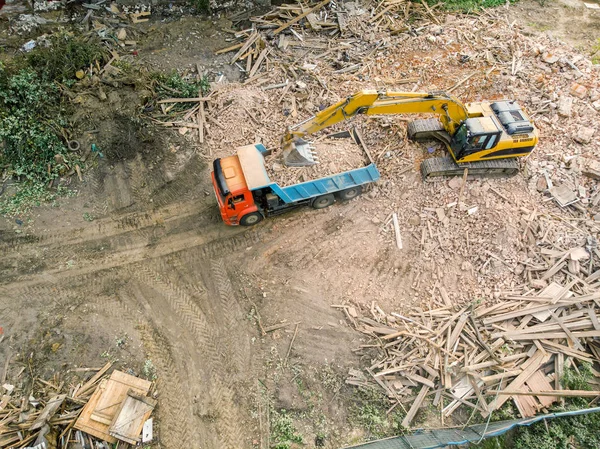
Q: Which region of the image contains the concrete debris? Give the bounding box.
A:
[557,96,573,117]
[574,126,595,144]
[570,82,588,99]
[541,52,559,64]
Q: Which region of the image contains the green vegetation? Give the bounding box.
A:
[26,33,105,84]
[271,409,304,449]
[428,0,515,12]
[152,71,210,111]
[591,38,600,65]
[189,0,210,14]
[471,363,600,449]
[349,387,407,440]
[0,34,106,216]
[0,67,68,184]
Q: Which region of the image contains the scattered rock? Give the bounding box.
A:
[448,177,463,190]
[436,207,446,222]
[536,176,547,192]
[530,279,547,289]
[541,52,559,64]
[557,96,573,117]
[581,158,600,180]
[574,126,595,144]
[570,82,588,99]
[408,215,421,226]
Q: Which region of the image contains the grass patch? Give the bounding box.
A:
[271,409,304,449]
[591,38,600,65]
[470,363,600,449]
[152,71,210,107]
[426,0,514,12]
[349,387,407,440]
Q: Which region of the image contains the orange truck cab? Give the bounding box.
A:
[211,146,264,226]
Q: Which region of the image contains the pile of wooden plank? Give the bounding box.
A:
[0,362,155,448]
[341,244,600,428]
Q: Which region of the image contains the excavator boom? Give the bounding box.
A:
[282,90,469,166]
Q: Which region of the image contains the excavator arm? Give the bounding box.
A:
[282,89,470,166]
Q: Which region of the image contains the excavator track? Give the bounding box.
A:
[420,156,520,180]
[407,119,451,144]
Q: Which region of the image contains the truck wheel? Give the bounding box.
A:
[337,186,363,201]
[311,194,335,209]
[240,212,263,226]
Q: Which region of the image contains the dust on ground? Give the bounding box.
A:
[0,2,599,449]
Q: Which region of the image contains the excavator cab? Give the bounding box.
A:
[451,118,502,160]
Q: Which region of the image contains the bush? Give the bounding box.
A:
[26,32,106,83]
[0,67,68,184]
[0,34,106,215]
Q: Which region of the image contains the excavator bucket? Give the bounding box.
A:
[282,138,318,167]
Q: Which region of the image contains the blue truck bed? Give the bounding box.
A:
[272,164,380,203]
[240,144,381,204]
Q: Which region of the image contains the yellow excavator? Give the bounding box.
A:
[282,90,539,178]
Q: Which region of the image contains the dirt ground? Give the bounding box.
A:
[0,0,599,448]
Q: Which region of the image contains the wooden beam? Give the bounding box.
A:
[505,330,600,341]
[157,97,210,104]
[230,32,259,63]
[74,362,112,398]
[401,382,431,428]
[483,351,549,417]
[273,0,331,35]
[492,390,600,398]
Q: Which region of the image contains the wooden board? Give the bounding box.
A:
[532,282,571,322]
[74,379,117,443]
[483,351,550,417]
[74,371,151,443]
[30,394,66,431]
[525,370,558,407]
[91,371,151,425]
[513,384,539,418]
[109,391,157,444]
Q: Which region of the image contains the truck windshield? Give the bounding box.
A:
[213,159,230,198]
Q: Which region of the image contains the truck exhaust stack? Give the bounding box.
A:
[282,138,319,167]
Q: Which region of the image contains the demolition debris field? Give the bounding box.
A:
[1,0,600,447]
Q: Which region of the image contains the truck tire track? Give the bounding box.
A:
[128,263,248,449]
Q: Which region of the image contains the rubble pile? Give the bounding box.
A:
[0,363,155,448]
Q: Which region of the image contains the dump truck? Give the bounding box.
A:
[211,134,379,226]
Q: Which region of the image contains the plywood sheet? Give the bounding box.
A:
[74,379,116,443]
[109,391,157,444]
[74,371,151,443]
[91,371,151,425]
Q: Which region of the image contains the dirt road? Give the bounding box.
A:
[0,143,365,447]
[0,159,261,447]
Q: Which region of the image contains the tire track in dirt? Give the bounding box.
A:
[0,215,250,290]
[0,200,205,259]
[128,262,249,449]
[208,258,252,374]
[139,324,197,449]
